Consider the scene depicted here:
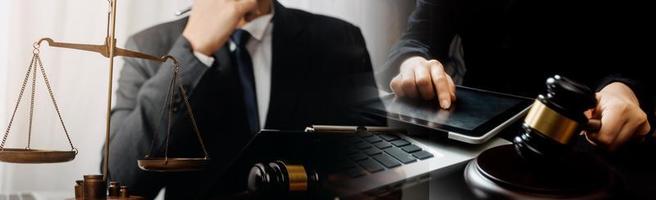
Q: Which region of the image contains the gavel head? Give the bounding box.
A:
[247,160,319,198]
[513,75,597,161]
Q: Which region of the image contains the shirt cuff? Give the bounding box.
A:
[193,51,215,67]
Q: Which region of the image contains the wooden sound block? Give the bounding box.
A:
[0,148,75,163]
[464,145,619,199]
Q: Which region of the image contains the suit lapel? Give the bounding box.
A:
[265,1,311,129]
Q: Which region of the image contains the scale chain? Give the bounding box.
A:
[27,50,38,149]
[176,64,209,158]
[35,54,77,152]
[0,55,37,149]
[156,61,208,159]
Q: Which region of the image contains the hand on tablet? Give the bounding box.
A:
[585,82,651,151]
[390,56,456,109]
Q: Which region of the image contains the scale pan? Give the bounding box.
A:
[138,157,209,172]
[103,196,145,200]
[0,148,76,163]
[78,196,145,200]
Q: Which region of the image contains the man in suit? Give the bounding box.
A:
[107,0,379,199]
[381,0,654,151]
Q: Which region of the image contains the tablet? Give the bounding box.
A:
[362,86,533,144]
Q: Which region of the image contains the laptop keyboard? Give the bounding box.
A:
[332,133,434,178]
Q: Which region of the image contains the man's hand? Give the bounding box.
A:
[586,82,651,151]
[182,0,258,56]
[390,56,456,109]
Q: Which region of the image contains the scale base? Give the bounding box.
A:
[75,196,144,200]
[464,145,619,199]
[0,148,75,163]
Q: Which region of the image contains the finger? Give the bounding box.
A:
[634,111,651,137]
[609,122,634,151]
[400,67,418,98]
[390,75,405,97]
[628,111,650,141]
[591,93,603,118]
[234,0,258,15]
[583,94,602,138]
[428,60,451,109]
[414,62,435,100]
[584,109,593,119]
[446,73,456,101]
[612,112,650,150]
[593,107,626,149]
[638,120,651,137]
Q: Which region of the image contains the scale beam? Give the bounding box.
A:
[36,37,179,65]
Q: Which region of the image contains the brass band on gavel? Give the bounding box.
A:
[523,100,581,144]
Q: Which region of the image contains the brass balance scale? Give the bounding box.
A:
[0,0,209,198]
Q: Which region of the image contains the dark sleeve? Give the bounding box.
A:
[594,5,656,140]
[106,36,208,198]
[349,26,386,126]
[351,26,378,97]
[378,0,456,90]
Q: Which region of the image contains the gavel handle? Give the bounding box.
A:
[585,119,602,132]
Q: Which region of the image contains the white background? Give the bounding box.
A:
[0,0,415,195]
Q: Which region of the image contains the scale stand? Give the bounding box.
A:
[1,0,210,198]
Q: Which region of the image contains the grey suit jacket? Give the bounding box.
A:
[106,2,382,199]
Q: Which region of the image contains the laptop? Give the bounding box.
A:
[300,126,513,197]
[231,87,532,197]
[234,127,516,198]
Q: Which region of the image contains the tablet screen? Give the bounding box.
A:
[363,86,532,137]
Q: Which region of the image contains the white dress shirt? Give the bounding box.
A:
[194,13,274,128]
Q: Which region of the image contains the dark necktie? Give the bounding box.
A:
[231,29,260,133]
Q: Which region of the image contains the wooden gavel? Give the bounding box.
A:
[514,75,601,160]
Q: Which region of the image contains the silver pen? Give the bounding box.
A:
[305,125,406,134]
[175,6,191,16]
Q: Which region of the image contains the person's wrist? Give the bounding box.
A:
[182,29,216,56]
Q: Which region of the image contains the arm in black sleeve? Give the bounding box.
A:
[106,36,208,198]
[378,0,456,90]
[595,4,656,140]
[348,26,386,126]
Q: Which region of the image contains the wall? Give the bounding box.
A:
[0,0,9,191]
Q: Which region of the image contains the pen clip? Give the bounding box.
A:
[175,7,191,16]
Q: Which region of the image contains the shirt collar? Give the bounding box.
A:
[241,9,274,42]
